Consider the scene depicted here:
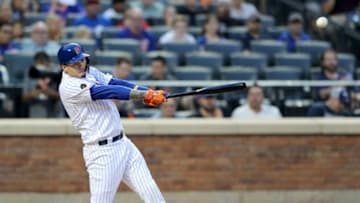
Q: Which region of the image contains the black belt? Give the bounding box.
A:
[98,132,123,146]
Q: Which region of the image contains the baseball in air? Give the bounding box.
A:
[316,16,328,28]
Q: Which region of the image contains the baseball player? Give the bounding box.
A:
[57,42,167,203]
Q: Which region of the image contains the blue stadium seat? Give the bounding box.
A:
[66,14,83,25]
[103,39,141,64]
[142,51,178,73]
[264,66,303,80]
[148,26,169,43]
[161,42,199,65]
[96,65,114,74]
[227,26,248,40]
[230,52,267,71]
[101,27,120,39]
[337,53,356,73]
[205,40,242,65]
[24,13,47,26]
[3,52,34,84]
[188,26,201,37]
[131,66,151,80]
[174,66,212,80]
[310,68,321,80]
[220,66,258,80]
[185,51,223,75]
[265,26,287,39]
[60,39,97,55]
[295,40,331,65]
[274,53,311,78]
[94,51,132,66]
[259,15,275,30]
[250,40,287,61]
[195,14,207,26]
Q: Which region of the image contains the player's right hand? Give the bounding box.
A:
[143,89,167,106]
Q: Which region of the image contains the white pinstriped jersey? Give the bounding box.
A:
[59,66,124,145]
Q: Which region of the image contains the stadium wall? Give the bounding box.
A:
[0,119,360,203]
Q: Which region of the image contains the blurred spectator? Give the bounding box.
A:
[22,51,61,118]
[43,0,85,23]
[47,14,65,41]
[117,8,150,29]
[0,1,13,24]
[140,55,176,81]
[189,95,224,118]
[113,56,135,80]
[197,15,223,49]
[21,21,60,55]
[130,0,165,19]
[152,99,180,118]
[308,87,352,117]
[159,15,196,44]
[323,0,359,16]
[74,25,92,39]
[231,85,282,119]
[112,56,136,118]
[0,22,19,63]
[11,0,29,22]
[177,0,210,26]
[73,0,111,38]
[230,0,258,25]
[242,14,269,51]
[117,8,156,51]
[12,20,25,40]
[216,0,233,34]
[278,13,311,52]
[163,6,177,28]
[102,0,127,21]
[315,49,353,100]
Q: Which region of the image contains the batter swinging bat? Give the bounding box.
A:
[166,82,247,98]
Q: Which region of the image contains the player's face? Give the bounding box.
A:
[62,58,87,78]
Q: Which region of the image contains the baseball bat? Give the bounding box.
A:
[166,82,247,98]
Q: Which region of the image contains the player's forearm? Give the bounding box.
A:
[108,78,149,91]
[90,85,147,101]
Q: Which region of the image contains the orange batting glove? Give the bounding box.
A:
[143,89,167,106]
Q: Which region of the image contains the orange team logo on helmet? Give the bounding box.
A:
[74,46,81,55]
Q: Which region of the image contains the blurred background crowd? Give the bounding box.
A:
[0,0,359,118]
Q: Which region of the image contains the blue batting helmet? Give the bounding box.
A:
[57,42,90,65]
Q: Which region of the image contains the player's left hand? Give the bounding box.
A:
[144,89,167,106]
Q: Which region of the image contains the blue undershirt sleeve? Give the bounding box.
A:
[108,78,149,90]
[90,85,133,100]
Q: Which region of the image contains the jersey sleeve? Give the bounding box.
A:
[60,78,93,104]
[89,66,113,85]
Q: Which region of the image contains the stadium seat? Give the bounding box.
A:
[66,14,83,25]
[259,15,275,30]
[250,40,287,62]
[264,66,303,80]
[3,52,34,84]
[63,27,77,39]
[195,14,207,26]
[24,13,47,26]
[161,42,199,65]
[310,68,322,80]
[131,66,151,80]
[266,26,287,39]
[220,66,258,80]
[96,65,114,74]
[227,26,248,40]
[188,26,201,37]
[148,26,169,43]
[110,16,124,26]
[230,52,267,71]
[185,51,223,76]
[274,53,311,78]
[295,40,331,65]
[60,39,97,55]
[337,53,356,73]
[174,66,212,80]
[142,51,178,73]
[101,27,121,39]
[94,51,132,66]
[205,40,242,65]
[103,39,141,64]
